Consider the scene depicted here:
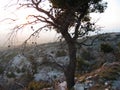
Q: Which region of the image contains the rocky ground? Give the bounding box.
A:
[0,32,120,90]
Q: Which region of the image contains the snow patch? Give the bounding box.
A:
[34,67,64,82]
[74,83,85,90]
[58,81,67,90]
[56,56,69,65]
[11,54,31,69]
[34,73,50,81]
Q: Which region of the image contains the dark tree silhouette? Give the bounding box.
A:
[11,0,107,89]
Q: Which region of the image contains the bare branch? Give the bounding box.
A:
[17,3,33,9]
[15,82,25,88]
[31,53,66,72]
[12,19,41,31]
[27,15,57,27]
[31,0,56,23]
[23,25,50,44]
[38,61,65,72]
[0,18,16,22]
[76,34,101,46]
[4,0,19,8]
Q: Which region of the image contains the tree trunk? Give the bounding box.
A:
[65,42,77,90]
[60,28,77,89]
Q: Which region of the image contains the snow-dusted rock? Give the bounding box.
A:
[11,54,31,69]
[74,83,85,90]
[34,66,64,82]
[112,80,120,90]
[56,56,69,65]
[36,57,43,64]
[3,54,33,78]
[58,81,67,90]
[34,72,50,81]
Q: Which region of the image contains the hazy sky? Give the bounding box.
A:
[92,0,120,32]
[0,0,120,48]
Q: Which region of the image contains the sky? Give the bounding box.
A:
[91,0,120,32]
[0,0,120,48]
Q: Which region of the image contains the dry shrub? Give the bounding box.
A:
[27,81,51,90]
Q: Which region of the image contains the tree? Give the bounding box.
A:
[10,0,107,89]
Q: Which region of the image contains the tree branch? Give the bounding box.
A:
[0,18,16,22]
[23,25,50,44]
[31,0,56,23]
[37,54,66,72]
[76,34,101,46]
[73,6,89,40]
[27,15,58,28]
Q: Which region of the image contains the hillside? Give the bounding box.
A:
[0,32,120,90]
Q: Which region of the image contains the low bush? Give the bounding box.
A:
[0,67,4,74]
[16,68,21,73]
[100,43,113,53]
[117,42,120,49]
[56,50,67,57]
[99,63,120,80]
[81,50,93,60]
[27,81,51,90]
[76,57,90,72]
[6,72,16,78]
